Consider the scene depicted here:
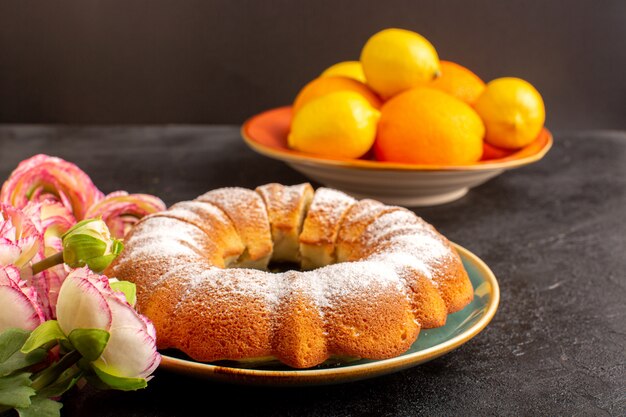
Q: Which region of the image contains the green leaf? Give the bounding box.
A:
[21,321,66,354]
[16,394,63,417]
[37,368,82,398]
[111,239,124,255]
[0,348,47,377]
[81,369,110,391]
[0,329,47,377]
[0,372,35,408]
[29,350,81,393]
[68,329,109,361]
[91,363,147,391]
[110,280,136,306]
[0,328,30,362]
[85,253,117,273]
[76,357,93,373]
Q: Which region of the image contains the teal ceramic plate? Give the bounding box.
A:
[159,244,499,386]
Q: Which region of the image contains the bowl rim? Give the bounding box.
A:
[241,106,553,172]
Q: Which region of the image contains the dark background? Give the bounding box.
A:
[0,0,625,130]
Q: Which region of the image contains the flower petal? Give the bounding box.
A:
[0,238,22,265]
[0,285,45,331]
[56,268,112,334]
[14,235,40,267]
[85,193,166,238]
[39,201,77,257]
[93,296,160,379]
[39,264,69,317]
[0,264,21,286]
[0,204,45,267]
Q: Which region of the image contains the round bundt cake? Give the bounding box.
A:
[105,183,474,368]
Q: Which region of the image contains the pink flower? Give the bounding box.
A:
[84,191,166,238]
[2,202,73,317]
[56,268,160,380]
[35,265,70,320]
[0,155,164,240]
[0,264,46,331]
[0,154,104,221]
[23,201,76,257]
[0,204,42,268]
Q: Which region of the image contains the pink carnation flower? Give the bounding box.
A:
[0,264,46,331]
[0,204,42,268]
[1,154,165,239]
[0,154,104,221]
[85,191,166,239]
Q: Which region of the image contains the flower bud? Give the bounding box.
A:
[56,268,160,383]
[62,219,123,272]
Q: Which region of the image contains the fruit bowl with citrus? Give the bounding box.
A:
[242,28,552,206]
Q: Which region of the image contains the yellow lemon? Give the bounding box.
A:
[360,28,440,99]
[473,77,545,149]
[320,61,367,83]
[288,91,380,159]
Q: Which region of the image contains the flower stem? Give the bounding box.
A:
[31,252,64,275]
[31,349,81,391]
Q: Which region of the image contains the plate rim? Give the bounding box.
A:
[159,243,500,385]
[241,106,552,173]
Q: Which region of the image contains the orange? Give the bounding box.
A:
[375,87,485,165]
[292,76,381,115]
[429,60,485,104]
[482,141,515,160]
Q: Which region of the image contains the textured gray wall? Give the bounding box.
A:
[0,0,625,130]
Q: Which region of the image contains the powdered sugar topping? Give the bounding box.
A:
[116,185,460,337]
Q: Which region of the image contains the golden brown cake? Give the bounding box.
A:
[255,183,314,263]
[197,187,273,269]
[159,201,245,267]
[299,187,356,270]
[106,183,474,369]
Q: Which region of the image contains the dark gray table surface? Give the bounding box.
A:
[0,126,624,416]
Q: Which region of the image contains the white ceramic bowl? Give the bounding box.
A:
[242,106,552,207]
